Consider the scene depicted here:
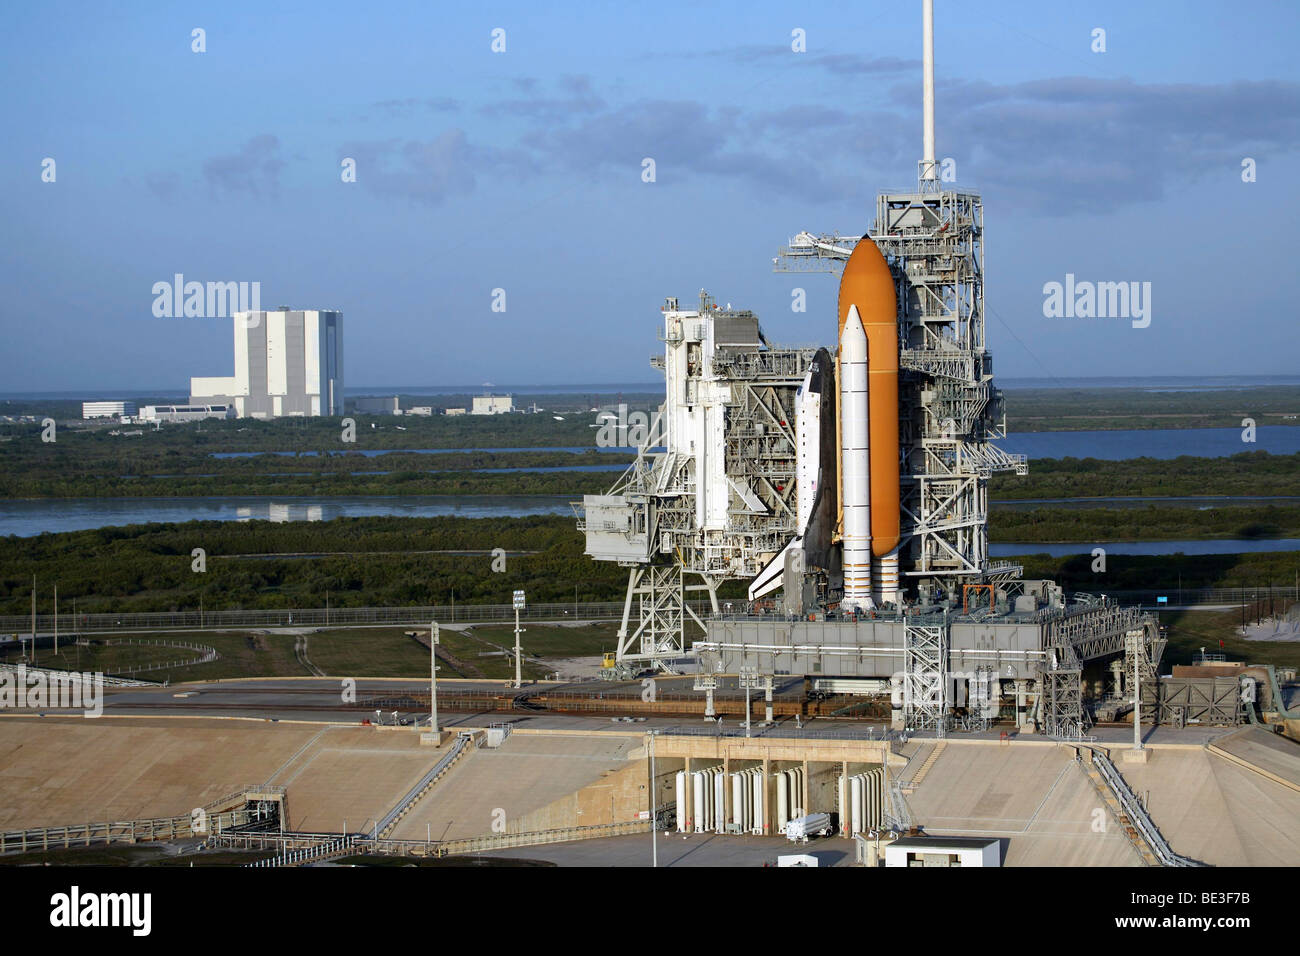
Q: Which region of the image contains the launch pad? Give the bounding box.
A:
[571,1,1249,740]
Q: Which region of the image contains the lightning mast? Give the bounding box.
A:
[774,0,1025,605]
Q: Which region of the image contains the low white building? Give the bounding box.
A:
[139,404,234,423]
[82,401,136,419]
[884,836,1001,868]
[472,394,513,415]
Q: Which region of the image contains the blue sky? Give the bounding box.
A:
[2,0,1298,391]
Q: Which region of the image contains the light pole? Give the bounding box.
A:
[512,590,526,689]
[1133,651,1142,752]
[648,729,658,868]
[429,621,440,734]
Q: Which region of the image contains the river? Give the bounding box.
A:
[207,426,1300,462]
[3,495,1300,557]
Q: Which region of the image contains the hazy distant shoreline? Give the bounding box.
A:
[4,374,1300,402]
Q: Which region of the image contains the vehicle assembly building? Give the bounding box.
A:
[574,1,1233,739]
[190,308,344,419]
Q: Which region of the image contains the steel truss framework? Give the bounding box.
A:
[902,623,950,734]
[578,293,814,669]
[1041,643,1089,740]
[1152,678,1245,727]
[775,188,1027,602]
[615,564,720,670]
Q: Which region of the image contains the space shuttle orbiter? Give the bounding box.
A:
[749,234,900,610]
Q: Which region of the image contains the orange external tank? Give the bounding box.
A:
[837,235,899,557]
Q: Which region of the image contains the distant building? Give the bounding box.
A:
[406,406,434,416]
[139,404,233,423]
[82,401,137,419]
[884,836,1001,868]
[353,396,399,415]
[472,394,513,415]
[444,408,467,416]
[190,309,343,418]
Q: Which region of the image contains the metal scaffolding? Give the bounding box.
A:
[902,623,950,734]
[575,290,815,671]
[775,188,1027,603]
[1041,643,1089,740]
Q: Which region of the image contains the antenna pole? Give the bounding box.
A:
[920,0,937,186]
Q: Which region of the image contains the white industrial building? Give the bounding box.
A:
[471,394,513,415]
[139,404,233,423]
[884,836,1001,868]
[82,401,136,419]
[190,309,343,419]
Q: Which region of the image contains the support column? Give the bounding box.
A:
[683,756,693,832]
[890,675,905,731]
[1015,680,1033,733]
[761,757,772,835]
[764,676,774,726]
[722,755,731,832]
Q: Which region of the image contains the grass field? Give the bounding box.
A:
[1158,604,1300,672]
[0,639,202,674]
[3,631,305,682]
[2,623,621,683]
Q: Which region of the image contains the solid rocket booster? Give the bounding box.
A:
[838,235,899,607]
[839,305,873,611]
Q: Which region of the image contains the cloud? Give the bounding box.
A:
[143,171,180,202]
[202,134,285,197]
[936,77,1300,210]
[370,97,460,117]
[480,74,606,122]
[512,72,1300,213]
[519,98,869,203]
[689,45,918,77]
[340,129,533,204]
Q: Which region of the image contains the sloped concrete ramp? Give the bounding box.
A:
[903,740,1138,866]
[1113,744,1300,866]
[389,732,636,842]
[0,717,320,829]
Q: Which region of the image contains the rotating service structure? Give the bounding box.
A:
[572,0,1186,741]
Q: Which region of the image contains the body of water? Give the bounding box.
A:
[0,495,576,536]
[207,428,1298,462]
[4,496,1300,555]
[211,446,642,458]
[993,495,1300,511]
[999,426,1300,460]
[993,540,1300,557]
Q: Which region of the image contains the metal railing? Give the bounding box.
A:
[247,834,358,868]
[0,783,284,856]
[375,732,473,838]
[0,663,149,687]
[1087,748,1205,868]
[99,638,219,675]
[4,587,1293,637]
[1,807,255,855]
[0,601,663,635]
[368,820,653,858]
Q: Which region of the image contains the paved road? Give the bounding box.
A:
[0,676,1240,748]
[473,832,851,867]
